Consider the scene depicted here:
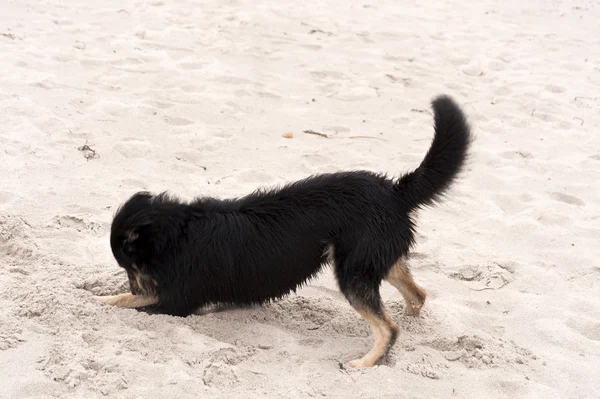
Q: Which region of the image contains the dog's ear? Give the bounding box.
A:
[121,229,139,258]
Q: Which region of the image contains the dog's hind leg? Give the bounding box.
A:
[337,277,399,368]
[344,292,399,368]
[94,293,158,308]
[385,259,426,316]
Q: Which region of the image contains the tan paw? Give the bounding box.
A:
[93,295,116,306]
[404,299,424,316]
[344,358,374,369]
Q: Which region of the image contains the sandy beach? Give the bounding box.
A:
[1,0,599,397]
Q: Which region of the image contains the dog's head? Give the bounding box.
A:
[110,191,185,295]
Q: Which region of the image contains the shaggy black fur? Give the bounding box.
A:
[109,95,471,318]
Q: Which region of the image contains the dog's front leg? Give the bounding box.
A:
[94,293,158,308]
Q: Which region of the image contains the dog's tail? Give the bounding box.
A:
[396,95,472,210]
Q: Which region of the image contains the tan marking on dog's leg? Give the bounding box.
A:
[346,306,399,368]
[94,293,158,308]
[385,260,427,316]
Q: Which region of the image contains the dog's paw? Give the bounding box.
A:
[404,296,426,316]
[404,305,423,317]
[93,295,116,306]
[343,358,373,369]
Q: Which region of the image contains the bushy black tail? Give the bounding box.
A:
[396,95,472,210]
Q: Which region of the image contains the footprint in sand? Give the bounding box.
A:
[212,131,233,139]
[299,338,325,348]
[322,126,351,134]
[493,85,512,96]
[54,215,106,236]
[163,116,194,126]
[177,62,208,70]
[110,58,143,66]
[532,111,559,123]
[212,76,259,86]
[301,44,322,51]
[302,153,330,167]
[154,101,174,109]
[120,178,148,190]
[202,362,238,388]
[447,56,471,66]
[234,89,251,98]
[545,84,565,94]
[310,71,347,81]
[423,334,537,369]
[0,325,26,350]
[491,193,528,214]
[566,319,600,342]
[260,296,371,338]
[572,96,599,109]
[234,170,275,185]
[449,262,515,291]
[113,141,154,159]
[549,192,585,206]
[0,191,16,205]
[0,216,36,261]
[255,91,281,99]
[181,85,204,93]
[500,150,533,160]
[77,272,129,296]
[392,117,411,125]
[174,152,208,170]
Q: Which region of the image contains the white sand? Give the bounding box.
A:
[1,0,599,397]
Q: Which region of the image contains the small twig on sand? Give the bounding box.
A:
[1,33,21,40]
[385,74,410,84]
[348,135,389,142]
[175,156,207,170]
[303,129,329,138]
[308,28,334,36]
[302,22,334,36]
[411,108,432,115]
[303,130,389,142]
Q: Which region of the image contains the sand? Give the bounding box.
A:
[1,0,599,397]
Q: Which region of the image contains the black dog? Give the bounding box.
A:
[95,95,471,368]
